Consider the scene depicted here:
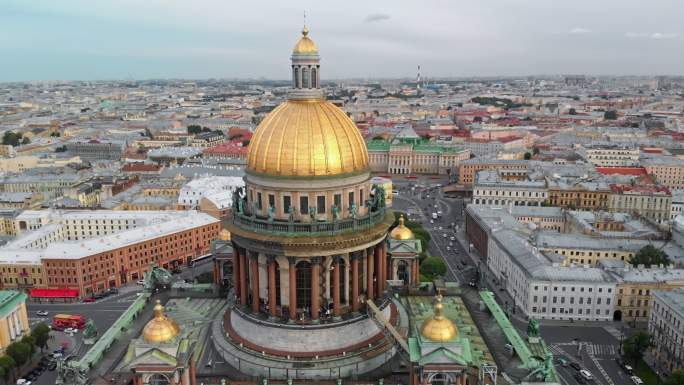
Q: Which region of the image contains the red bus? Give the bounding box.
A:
[52,314,86,330]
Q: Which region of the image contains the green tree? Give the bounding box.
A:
[568,108,577,115]
[0,365,6,385]
[630,245,671,267]
[604,110,618,120]
[31,323,51,352]
[19,336,35,357]
[21,137,30,145]
[5,342,31,372]
[0,356,14,379]
[2,131,23,147]
[420,257,447,280]
[623,331,653,366]
[665,370,684,385]
[524,152,532,160]
[532,147,540,155]
[187,125,202,134]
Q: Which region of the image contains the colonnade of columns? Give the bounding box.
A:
[231,240,388,321]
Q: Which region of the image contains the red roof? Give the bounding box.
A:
[596,167,647,176]
[122,163,162,172]
[204,142,249,156]
[30,288,79,298]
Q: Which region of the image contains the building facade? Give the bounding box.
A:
[0,290,30,355]
[367,137,470,175]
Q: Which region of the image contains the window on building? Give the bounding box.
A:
[348,191,355,207]
[317,196,326,214]
[268,194,275,209]
[300,196,309,215]
[257,192,263,210]
[283,196,291,214]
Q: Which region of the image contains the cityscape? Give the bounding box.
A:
[1,2,684,385]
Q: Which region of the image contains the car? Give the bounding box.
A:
[36,310,48,316]
[137,280,145,285]
[83,297,97,303]
[570,362,582,371]
[579,369,593,381]
[47,362,57,371]
[630,376,644,385]
[64,327,77,334]
[573,373,587,384]
[468,280,477,288]
[16,379,32,385]
[450,236,456,241]
[51,352,62,359]
[443,233,448,238]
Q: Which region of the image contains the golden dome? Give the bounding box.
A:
[142,300,181,343]
[390,215,414,240]
[420,295,458,342]
[247,99,369,177]
[293,26,318,54]
[219,229,231,241]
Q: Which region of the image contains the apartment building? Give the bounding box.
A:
[457,158,528,186]
[473,169,548,207]
[649,290,684,375]
[609,184,672,224]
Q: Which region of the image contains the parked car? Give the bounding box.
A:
[16,379,32,385]
[573,373,587,384]
[570,362,582,371]
[616,358,634,375]
[36,310,48,316]
[631,376,644,385]
[64,327,77,334]
[83,297,96,303]
[47,362,57,371]
[137,280,145,285]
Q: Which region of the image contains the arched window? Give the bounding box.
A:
[296,261,312,310]
[302,67,310,89]
[311,67,317,88]
[149,374,170,385]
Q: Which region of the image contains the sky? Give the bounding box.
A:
[0,0,682,82]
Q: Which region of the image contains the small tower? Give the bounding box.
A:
[289,25,323,100]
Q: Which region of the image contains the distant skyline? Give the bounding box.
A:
[1,0,683,82]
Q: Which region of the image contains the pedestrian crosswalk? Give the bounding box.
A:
[585,344,618,357]
[554,342,618,357]
[29,316,48,326]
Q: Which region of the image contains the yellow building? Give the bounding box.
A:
[0,290,30,354]
[610,267,684,323]
[0,260,47,290]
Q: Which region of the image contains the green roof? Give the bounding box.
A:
[405,294,495,367]
[365,138,465,154]
[0,290,27,319]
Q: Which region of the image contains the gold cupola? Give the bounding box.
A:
[246,27,369,178]
[390,215,414,240]
[420,295,458,342]
[142,300,181,343]
[292,26,318,54]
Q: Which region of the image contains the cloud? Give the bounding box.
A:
[364,13,390,23]
[626,32,678,39]
[569,27,590,34]
[650,32,678,39]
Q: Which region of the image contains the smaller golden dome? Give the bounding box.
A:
[293,26,318,54]
[142,300,181,343]
[390,215,414,240]
[219,229,231,241]
[420,295,458,342]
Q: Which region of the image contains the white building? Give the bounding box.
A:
[649,290,684,375]
[178,175,244,208]
[579,144,640,167]
[473,169,548,207]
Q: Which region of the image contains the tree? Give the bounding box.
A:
[420,256,447,280]
[187,125,202,134]
[2,131,23,147]
[532,147,540,155]
[524,152,532,160]
[0,356,13,384]
[630,245,671,267]
[21,137,30,145]
[623,331,653,366]
[55,145,67,153]
[31,323,50,352]
[665,370,684,385]
[5,342,30,372]
[0,365,6,385]
[19,336,35,357]
[604,110,618,120]
[568,108,577,115]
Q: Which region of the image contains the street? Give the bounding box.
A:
[390,177,629,385]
